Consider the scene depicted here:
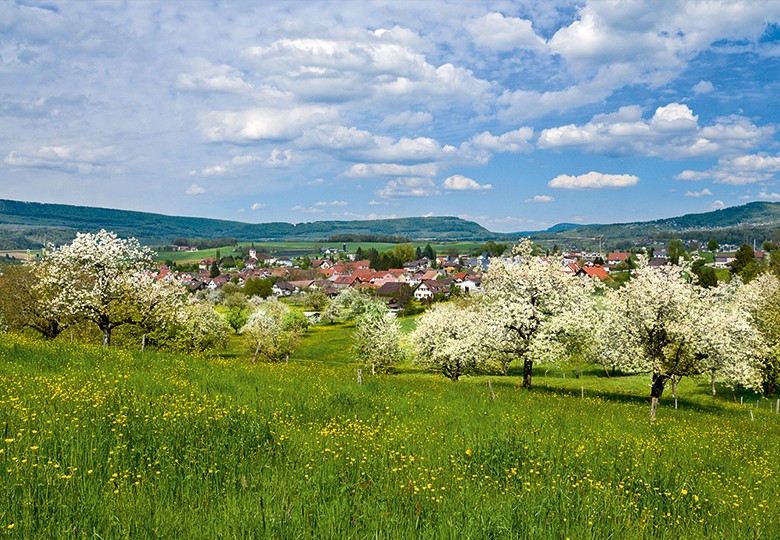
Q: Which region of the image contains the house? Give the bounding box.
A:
[272,282,296,297]
[456,276,482,293]
[375,282,412,308]
[414,279,450,300]
[606,252,630,264]
[575,265,612,280]
[333,275,362,288]
[199,257,217,271]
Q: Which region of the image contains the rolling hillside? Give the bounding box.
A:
[0,199,495,248]
[1,198,779,250]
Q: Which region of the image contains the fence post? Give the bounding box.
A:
[357,368,362,384]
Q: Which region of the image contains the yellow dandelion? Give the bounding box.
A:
[465,449,473,456]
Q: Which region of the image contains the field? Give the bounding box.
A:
[2,329,780,538]
[157,241,487,264]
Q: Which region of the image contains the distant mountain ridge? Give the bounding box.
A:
[0,199,496,248]
[526,201,780,249]
[0,198,778,250]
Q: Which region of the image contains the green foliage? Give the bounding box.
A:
[244,277,273,298]
[731,243,758,281]
[226,306,249,334]
[667,238,686,265]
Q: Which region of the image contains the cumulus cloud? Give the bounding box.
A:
[470,127,534,153]
[185,183,206,195]
[693,80,714,94]
[342,162,439,178]
[243,30,491,106]
[176,58,252,93]
[675,152,780,185]
[442,175,492,191]
[758,191,780,201]
[4,144,116,174]
[526,195,555,203]
[548,171,639,189]
[202,106,338,142]
[711,200,726,210]
[537,104,772,159]
[685,188,713,197]
[377,177,439,198]
[250,202,266,210]
[465,12,546,51]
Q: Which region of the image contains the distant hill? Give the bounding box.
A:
[0,199,496,248]
[1,198,778,251]
[528,202,780,250]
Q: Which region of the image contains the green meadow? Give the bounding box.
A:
[2,325,779,538]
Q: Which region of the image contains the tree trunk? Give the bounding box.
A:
[650,372,668,422]
[768,378,778,397]
[710,370,717,396]
[522,359,533,388]
[102,328,111,348]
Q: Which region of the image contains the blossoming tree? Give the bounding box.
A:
[601,260,763,420]
[36,230,185,347]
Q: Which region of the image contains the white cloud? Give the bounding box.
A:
[291,205,323,214]
[548,171,639,189]
[185,183,206,195]
[650,103,698,132]
[442,174,492,191]
[4,144,116,174]
[465,12,546,51]
[711,200,726,210]
[176,58,252,93]
[307,178,326,186]
[471,127,534,153]
[526,195,555,203]
[692,80,714,94]
[377,177,439,198]
[202,106,338,142]
[758,191,780,201]
[342,162,439,178]
[267,149,292,167]
[675,152,780,185]
[685,188,713,197]
[250,202,266,210]
[315,200,348,207]
[537,104,772,159]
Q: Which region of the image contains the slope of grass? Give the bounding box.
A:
[2,333,779,538]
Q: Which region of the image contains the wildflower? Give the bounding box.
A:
[465,449,473,456]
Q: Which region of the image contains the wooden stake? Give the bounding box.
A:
[581,387,584,399]
[750,409,754,421]
[357,368,362,384]
[488,380,496,401]
[776,399,779,414]
[372,363,376,376]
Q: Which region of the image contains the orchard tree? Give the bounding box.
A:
[151,302,231,352]
[353,302,404,373]
[667,238,686,265]
[0,265,68,339]
[412,301,489,380]
[478,238,593,388]
[599,260,761,420]
[737,273,780,394]
[36,230,184,347]
[241,299,303,362]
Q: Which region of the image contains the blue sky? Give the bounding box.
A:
[2,1,780,232]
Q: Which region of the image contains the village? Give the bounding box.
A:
[153,241,768,311]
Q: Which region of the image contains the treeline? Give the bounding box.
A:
[168,238,238,250]
[328,234,412,243]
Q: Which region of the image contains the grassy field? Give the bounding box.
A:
[2,329,779,538]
